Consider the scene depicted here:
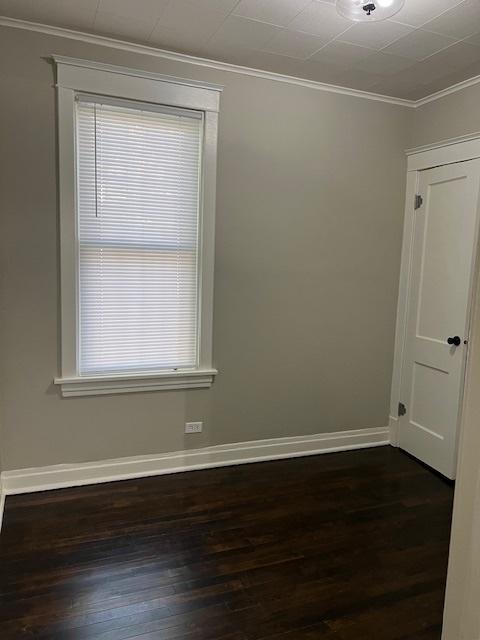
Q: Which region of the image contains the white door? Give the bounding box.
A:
[399,159,480,479]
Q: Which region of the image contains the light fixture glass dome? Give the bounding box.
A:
[336,0,405,22]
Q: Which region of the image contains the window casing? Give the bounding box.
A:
[53,57,221,397]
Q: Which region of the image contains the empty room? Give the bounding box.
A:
[1,1,480,638]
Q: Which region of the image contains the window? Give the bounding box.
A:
[54,57,221,396]
[77,98,202,375]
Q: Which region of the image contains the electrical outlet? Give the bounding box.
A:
[185,421,203,434]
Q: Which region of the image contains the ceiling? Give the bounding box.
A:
[1,0,480,100]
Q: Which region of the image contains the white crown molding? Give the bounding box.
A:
[0,17,478,115]
[0,16,414,107]
[0,426,390,496]
[3,16,480,108]
[415,72,480,107]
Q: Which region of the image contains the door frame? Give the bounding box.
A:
[442,248,480,640]
[391,129,480,640]
[389,133,480,449]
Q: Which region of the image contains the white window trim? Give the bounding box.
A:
[53,56,222,397]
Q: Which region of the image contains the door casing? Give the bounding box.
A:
[391,134,480,639]
[390,134,480,473]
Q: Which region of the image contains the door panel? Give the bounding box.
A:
[399,159,480,479]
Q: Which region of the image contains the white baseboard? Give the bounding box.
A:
[0,427,390,497]
[389,415,399,447]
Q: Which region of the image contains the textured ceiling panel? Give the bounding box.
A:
[1,0,479,99]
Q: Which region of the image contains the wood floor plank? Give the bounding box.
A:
[0,447,453,639]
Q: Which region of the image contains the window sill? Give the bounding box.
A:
[54,369,218,397]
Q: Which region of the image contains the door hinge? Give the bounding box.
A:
[398,402,407,417]
[414,194,423,210]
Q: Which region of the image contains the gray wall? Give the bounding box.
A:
[0,26,410,471]
[410,84,480,148]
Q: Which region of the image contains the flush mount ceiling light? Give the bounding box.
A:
[336,0,405,22]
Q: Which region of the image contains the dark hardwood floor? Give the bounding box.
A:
[0,447,454,640]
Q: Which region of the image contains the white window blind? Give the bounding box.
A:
[76,97,203,375]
